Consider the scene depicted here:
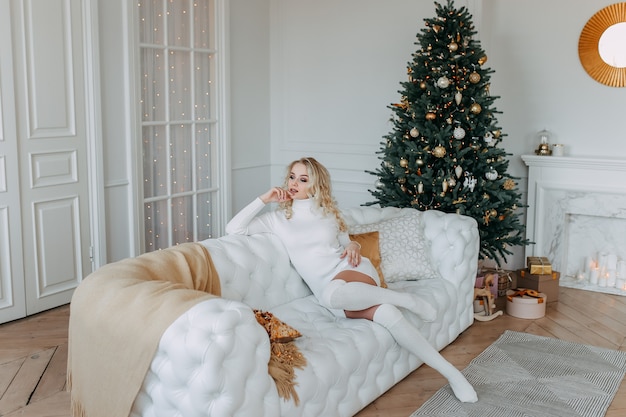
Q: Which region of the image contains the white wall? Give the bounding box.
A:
[485,0,626,179]
[98,0,138,262]
[229,0,272,211]
[254,0,625,268]
[97,1,624,268]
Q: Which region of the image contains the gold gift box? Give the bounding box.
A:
[526,256,552,275]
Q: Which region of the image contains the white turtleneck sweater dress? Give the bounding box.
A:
[225,197,380,310]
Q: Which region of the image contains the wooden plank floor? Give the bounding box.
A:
[0,305,69,417]
[1,287,625,417]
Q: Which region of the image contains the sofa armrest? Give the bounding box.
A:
[132,298,280,417]
[423,210,479,290]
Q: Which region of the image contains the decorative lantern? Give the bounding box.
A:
[534,129,552,156]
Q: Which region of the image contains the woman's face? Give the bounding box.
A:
[287,162,310,200]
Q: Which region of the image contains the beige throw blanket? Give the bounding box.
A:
[67,242,221,417]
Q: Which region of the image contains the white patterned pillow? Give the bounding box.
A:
[348,210,439,282]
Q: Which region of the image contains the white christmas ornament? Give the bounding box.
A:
[485,169,498,180]
[437,76,450,88]
[453,127,466,139]
[455,166,463,178]
[410,127,420,138]
[454,91,462,105]
[483,131,494,144]
[463,172,477,191]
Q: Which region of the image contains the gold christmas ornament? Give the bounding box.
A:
[503,179,516,190]
[416,158,425,167]
[490,209,497,218]
[470,103,482,114]
[478,55,488,65]
[432,24,441,33]
[442,180,448,192]
[469,72,481,83]
[448,42,458,52]
[410,127,420,138]
[425,112,436,120]
[420,81,427,89]
[400,158,408,168]
[432,145,446,158]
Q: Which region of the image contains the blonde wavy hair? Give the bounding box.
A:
[278,157,347,232]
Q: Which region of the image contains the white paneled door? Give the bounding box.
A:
[0,0,96,323]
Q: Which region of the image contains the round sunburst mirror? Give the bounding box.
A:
[578,2,626,87]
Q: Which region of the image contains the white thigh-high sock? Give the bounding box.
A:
[320,279,436,322]
[373,304,478,403]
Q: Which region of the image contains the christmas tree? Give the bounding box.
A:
[367,0,528,265]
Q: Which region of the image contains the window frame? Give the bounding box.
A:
[128,0,230,253]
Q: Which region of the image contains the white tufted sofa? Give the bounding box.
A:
[131,206,479,417]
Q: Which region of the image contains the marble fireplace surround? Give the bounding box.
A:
[522,155,626,296]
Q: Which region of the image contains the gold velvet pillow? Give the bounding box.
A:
[349,231,387,288]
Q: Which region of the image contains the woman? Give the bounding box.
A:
[226,157,477,403]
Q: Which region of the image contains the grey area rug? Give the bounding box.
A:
[411,330,626,417]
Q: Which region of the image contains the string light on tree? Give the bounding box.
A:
[367,0,528,265]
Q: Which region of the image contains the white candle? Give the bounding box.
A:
[585,256,595,272]
[599,275,608,287]
[607,254,618,270]
[607,270,617,288]
[617,278,625,290]
[618,261,626,279]
[589,268,599,285]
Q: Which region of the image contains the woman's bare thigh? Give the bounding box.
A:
[333,270,380,320]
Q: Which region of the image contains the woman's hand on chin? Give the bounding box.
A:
[260,187,292,204]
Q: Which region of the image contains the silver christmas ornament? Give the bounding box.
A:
[453,126,466,139]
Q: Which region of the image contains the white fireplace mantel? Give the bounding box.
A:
[522,154,626,295]
[522,154,626,172]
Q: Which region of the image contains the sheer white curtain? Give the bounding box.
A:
[138,0,221,251]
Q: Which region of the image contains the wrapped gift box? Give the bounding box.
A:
[527,256,552,275]
[475,273,498,299]
[506,289,547,319]
[497,271,515,297]
[517,269,560,302]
